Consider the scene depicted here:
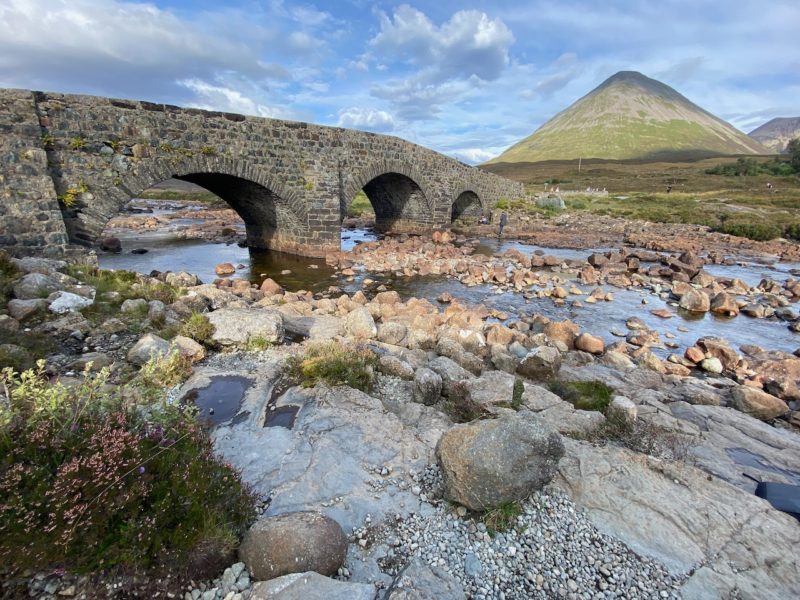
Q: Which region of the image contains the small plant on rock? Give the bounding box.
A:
[58,182,89,208]
[482,501,522,536]
[443,380,487,423]
[548,380,613,412]
[180,313,216,347]
[287,341,377,391]
[69,137,87,150]
[245,336,272,352]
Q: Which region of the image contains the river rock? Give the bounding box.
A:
[100,236,122,253]
[679,288,710,312]
[386,558,466,600]
[207,308,284,347]
[12,272,61,300]
[0,314,19,334]
[47,291,93,314]
[699,357,723,374]
[710,292,739,317]
[517,346,561,381]
[436,413,565,510]
[574,333,604,355]
[215,263,236,276]
[250,572,376,600]
[608,395,637,422]
[165,271,200,287]
[11,256,67,275]
[543,320,579,348]
[121,298,147,313]
[127,333,171,365]
[428,356,474,397]
[377,322,408,346]
[413,368,442,406]
[697,337,740,371]
[171,335,206,363]
[7,298,47,320]
[344,307,377,339]
[239,511,347,581]
[378,355,416,380]
[731,386,789,420]
[260,278,283,296]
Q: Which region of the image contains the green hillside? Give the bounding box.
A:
[488,71,769,163]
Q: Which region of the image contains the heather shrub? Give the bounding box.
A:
[0,362,256,575]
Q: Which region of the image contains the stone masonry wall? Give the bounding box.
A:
[0,88,524,258]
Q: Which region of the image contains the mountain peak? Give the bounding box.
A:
[748,117,800,153]
[487,71,769,163]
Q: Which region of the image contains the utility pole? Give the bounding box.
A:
[578,157,582,173]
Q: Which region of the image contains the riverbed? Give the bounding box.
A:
[100,203,800,357]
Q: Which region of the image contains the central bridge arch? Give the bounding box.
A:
[341,159,436,230]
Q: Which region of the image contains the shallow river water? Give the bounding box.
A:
[100,211,800,357]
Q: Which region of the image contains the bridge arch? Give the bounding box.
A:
[341,160,436,229]
[450,189,484,223]
[62,155,310,253]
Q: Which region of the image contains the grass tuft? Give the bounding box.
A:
[287,341,377,391]
[482,501,522,536]
[548,380,613,412]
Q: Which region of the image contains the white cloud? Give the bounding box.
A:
[449,148,497,164]
[337,107,396,132]
[179,79,294,119]
[371,5,514,82]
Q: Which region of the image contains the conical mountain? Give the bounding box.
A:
[488,71,769,163]
[748,117,800,153]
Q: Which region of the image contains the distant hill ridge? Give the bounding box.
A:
[748,117,800,153]
[488,71,769,163]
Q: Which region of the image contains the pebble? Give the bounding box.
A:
[362,465,681,600]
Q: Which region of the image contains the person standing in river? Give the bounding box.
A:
[498,211,508,238]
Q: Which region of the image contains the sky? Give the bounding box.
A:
[1,0,798,164]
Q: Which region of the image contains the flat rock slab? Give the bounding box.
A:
[209,360,440,535]
[250,572,376,600]
[555,439,800,599]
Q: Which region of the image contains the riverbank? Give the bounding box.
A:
[2,231,800,597]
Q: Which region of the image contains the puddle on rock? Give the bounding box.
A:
[264,405,300,429]
[181,375,253,426]
[726,447,800,485]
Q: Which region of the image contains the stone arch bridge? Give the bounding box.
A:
[0,89,523,258]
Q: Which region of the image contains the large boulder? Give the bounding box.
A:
[344,307,377,339]
[7,298,47,320]
[428,356,474,397]
[126,333,172,365]
[435,413,564,510]
[13,272,61,300]
[207,308,284,347]
[679,288,710,312]
[47,291,93,314]
[386,558,466,600]
[517,346,561,381]
[731,386,789,421]
[413,368,442,406]
[574,333,604,355]
[710,292,739,317]
[250,572,376,600]
[239,512,348,581]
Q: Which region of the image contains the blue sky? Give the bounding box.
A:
[1,0,798,163]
